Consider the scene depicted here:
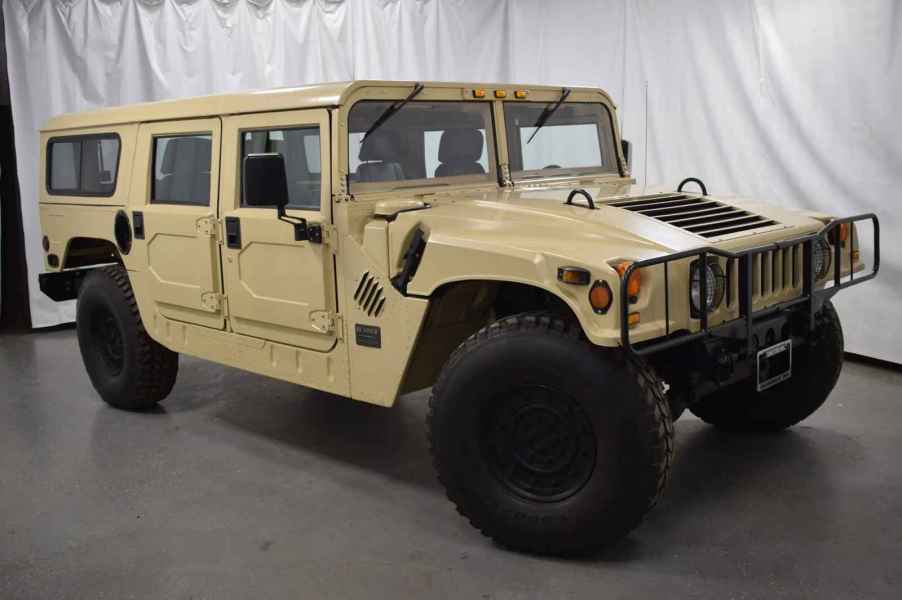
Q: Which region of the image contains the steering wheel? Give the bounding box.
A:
[543,164,561,170]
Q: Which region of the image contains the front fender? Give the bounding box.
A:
[404,230,624,347]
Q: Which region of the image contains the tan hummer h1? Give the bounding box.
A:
[38,81,879,555]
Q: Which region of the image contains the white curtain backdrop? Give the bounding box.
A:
[3,0,900,362]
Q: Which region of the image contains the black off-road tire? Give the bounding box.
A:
[689,301,843,432]
[76,265,178,410]
[427,312,674,556]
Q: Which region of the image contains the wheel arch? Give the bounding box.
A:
[62,236,123,269]
[398,278,585,396]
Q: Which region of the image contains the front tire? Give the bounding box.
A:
[76,265,178,410]
[427,312,674,556]
[690,301,843,432]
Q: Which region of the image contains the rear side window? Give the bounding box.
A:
[151,134,213,206]
[47,135,120,196]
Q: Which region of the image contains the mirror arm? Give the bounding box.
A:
[276,206,310,242]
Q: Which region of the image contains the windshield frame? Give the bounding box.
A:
[502,100,621,182]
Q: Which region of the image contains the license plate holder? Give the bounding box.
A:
[757,339,792,392]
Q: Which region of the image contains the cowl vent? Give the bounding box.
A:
[609,194,778,238]
[353,272,385,317]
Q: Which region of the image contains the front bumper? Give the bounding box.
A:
[619,213,879,357]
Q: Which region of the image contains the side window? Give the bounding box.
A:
[151,134,213,205]
[240,126,322,210]
[47,135,120,196]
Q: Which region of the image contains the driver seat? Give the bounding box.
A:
[357,131,405,182]
[435,129,485,177]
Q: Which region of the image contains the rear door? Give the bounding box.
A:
[134,119,224,329]
[218,109,336,351]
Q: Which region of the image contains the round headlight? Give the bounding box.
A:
[690,260,725,315]
[812,238,832,279]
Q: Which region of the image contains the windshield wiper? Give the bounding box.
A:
[526,86,571,144]
[362,82,424,140]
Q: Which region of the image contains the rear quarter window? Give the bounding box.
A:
[47,134,121,197]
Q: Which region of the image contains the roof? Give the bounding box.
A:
[41,80,613,132]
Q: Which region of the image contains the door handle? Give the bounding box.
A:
[224,216,242,249]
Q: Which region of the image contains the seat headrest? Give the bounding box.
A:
[438,128,483,163]
[161,137,212,175]
[359,130,402,162]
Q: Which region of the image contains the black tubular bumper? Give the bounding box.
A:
[620,214,880,357]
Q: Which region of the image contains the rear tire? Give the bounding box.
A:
[76,265,178,410]
[689,301,843,432]
[427,312,673,556]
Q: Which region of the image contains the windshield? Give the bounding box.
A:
[504,102,618,180]
[348,100,495,191]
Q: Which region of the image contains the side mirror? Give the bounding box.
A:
[243,153,289,215]
[621,139,632,170]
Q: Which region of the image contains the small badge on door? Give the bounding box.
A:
[355,324,382,348]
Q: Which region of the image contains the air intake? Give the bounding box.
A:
[353,272,385,317]
[610,194,778,238]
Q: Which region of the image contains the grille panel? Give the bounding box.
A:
[723,243,803,309]
[353,271,385,317]
[610,194,778,238]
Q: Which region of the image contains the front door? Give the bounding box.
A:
[133,118,224,330]
[219,109,337,351]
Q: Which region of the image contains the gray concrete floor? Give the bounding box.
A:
[1,327,900,599]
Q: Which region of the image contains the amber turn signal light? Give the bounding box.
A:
[832,222,849,245]
[627,312,641,327]
[589,281,613,314]
[558,267,591,285]
[494,89,507,98]
[614,261,641,299]
[514,90,528,99]
[472,89,486,98]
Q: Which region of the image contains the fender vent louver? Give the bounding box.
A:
[353,271,386,317]
[610,194,779,238]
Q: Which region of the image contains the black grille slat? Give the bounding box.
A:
[661,206,738,223]
[363,283,379,311]
[367,288,382,315]
[613,196,701,212]
[667,209,749,227]
[353,273,370,301]
[640,201,721,218]
[354,271,386,318]
[687,215,768,234]
[698,220,777,238]
[610,195,689,210]
[609,194,780,238]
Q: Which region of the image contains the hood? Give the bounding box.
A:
[401,184,826,266]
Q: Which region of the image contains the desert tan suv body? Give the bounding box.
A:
[37,81,871,406]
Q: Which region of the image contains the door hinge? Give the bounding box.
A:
[319,223,337,246]
[196,216,221,241]
[200,292,227,314]
[310,310,343,338]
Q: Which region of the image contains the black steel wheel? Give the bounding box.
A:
[88,306,125,376]
[428,312,674,556]
[481,384,596,503]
